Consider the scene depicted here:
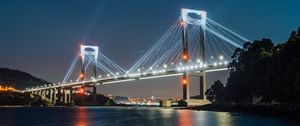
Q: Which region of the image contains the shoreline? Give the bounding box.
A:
[183,104,300,121]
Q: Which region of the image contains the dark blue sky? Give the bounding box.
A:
[0,0,299,98]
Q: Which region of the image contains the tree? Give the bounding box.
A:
[205,80,225,104]
[217,27,300,105]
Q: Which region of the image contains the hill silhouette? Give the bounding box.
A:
[0,68,50,90]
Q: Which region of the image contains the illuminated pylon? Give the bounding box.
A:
[181,8,207,100]
[79,45,99,81]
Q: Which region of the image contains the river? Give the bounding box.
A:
[0,107,298,126]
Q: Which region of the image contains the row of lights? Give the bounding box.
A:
[27,56,228,90]
[177,60,228,71]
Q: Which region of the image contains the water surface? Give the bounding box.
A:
[0,107,298,126]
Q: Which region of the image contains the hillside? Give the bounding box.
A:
[0,68,50,90]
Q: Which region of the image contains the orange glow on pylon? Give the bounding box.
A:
[79,72,84,79]
[183,53,188,61]
[79,88,84,94]
[182,78,188,85]
[180,20,184,27]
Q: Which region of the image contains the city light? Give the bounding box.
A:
[0,85,16,92]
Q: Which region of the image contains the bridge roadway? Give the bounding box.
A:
[23,64,228,92]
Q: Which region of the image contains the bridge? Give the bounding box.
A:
[22,8,249,105]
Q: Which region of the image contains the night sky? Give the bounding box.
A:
[1,0,299,98]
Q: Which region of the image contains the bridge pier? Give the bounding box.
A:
[48,89,53,103]
[63,89,68,104]
[199,71,206,99]
[56,88,62,104]
[183,73,190,100]
[92,84,97,104]
[68,88,73,104]
[42,90,46,97]
[53,88,57,105]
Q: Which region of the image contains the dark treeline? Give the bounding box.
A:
[0,91,50,106]
[206,27,300,105]
[72,93,116,106]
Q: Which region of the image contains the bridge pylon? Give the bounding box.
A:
[79,45,99,81]
[181,8,207,100]
[181,17,190,100]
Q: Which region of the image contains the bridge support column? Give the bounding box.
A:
[182,19,190,100]
[57,88,63,103]
[93,84,97,104]
[183,73,190,100]
[42,90,46,97]
[199,16,206,100]
[53,88,57,105]
[68,88,73,104]
[199,71,206,99]
[48,89,53,103]
[63,89,67,104]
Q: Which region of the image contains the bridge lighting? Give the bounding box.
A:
[204,64,207,67]
[99,75,102,78]
[79,73,84,80]
[79,88,84,94]
[197,59,201,63]
[163,64,167,68]
[224,61,228,65]
[182,78,188,85]
[143,72,146,75]
[213,62,218,66]
[219,62,223,65]
[149,67,153,70]
[179,62,183,66]
[194,65,198,69]
[182,67,185,71]
[107,74,110,77]
[183,54,188,60]
[199,64,203,68]
[180,20,184,27]
[219,55,224,60]
[190,66,194,69]
[116,72,119,76]
[177,67,181,71]
[137,69,141,72]
[186,66,189,70]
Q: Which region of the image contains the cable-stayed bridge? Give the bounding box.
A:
[23,8,249,105]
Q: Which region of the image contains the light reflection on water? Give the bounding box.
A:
[75,107,88,126]
[0,107,298,126]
